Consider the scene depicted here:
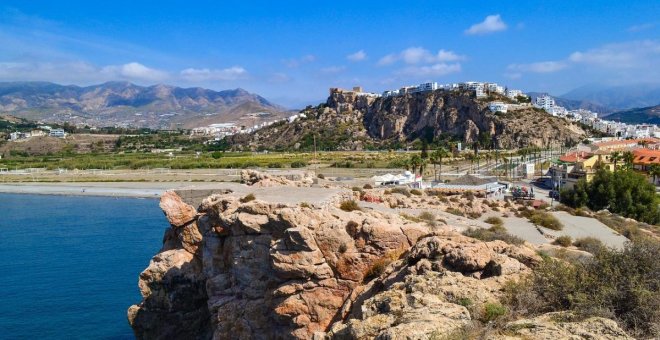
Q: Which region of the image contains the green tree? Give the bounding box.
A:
[648,163,660,185]
[622,151,635,169]
[409,154,422,176]
[430,148,450,181]
[610,151,622,170]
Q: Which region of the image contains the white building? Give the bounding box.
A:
[49,129,66,138]
[488,101,508,113]
[486,83,505,95]
[382,90,400,97]
[535,95,556,112]
[506,89,523,99]
[417,82,439,92]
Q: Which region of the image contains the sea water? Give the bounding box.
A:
[0,193,166,339]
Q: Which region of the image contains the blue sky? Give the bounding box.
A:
[0,1,658,107]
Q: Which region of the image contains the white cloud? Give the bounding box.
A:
[465,14,507,35]
[283,54,316,68]
[568,40,660,68]
[267,72,291,83]
[627,23,655,33]
[179,66,247,81]
[347,50,367,62]
[320,66,346,74]
[102,62,169,81]
[396,63,462,77]
[507,61,568,73]
[378,47,464,65]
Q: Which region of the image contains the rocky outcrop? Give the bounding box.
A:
[240,169,315,187]
[129,188,429,339]
[327,233,540,339]
[129,183,630,339]
[230,90,586,151]
[498,312,634,340]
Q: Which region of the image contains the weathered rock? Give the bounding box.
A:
[498,312,634,340]
[160,190,197,227]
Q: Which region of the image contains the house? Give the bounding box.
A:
[49,129,66,138]
[550,150,621,189]
[417,82,439,92]
[535,95,555,112]
[488,101,508,113]
[632,149,660,185]
[506,89,523,99]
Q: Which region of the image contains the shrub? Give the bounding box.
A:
[317,173,325,179]
[503,239,660,338]
[340,200,361,212]
[528,211,563,230]
[484,216,503,227]
[467,211,482,219]
[363,183,373,189]
[391,187,411,197]
[211,151,223,159]
[481,302,507,322]
[290,160,307,168]
[463,226,525,245]
[573,237,604,254]
[300,202,311,208]
[352,186,362,192]
[364,248,406,281]
[553,235,572,247]
[446,207,464,216]
[462,191,475,200]
[338,242,348,253]
[240,193,255,203]
[410,189,423,196]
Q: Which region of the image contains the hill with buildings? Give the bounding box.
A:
[228,85,587,151]
[605,104,660,125]
[527,92,612,114]
[0,81,287,129]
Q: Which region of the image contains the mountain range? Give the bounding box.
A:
[561,83,660,110]
[605,105,660,125]
[0,81,287,129]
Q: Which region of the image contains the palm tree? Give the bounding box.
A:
[409,154,422,176]
[648,163,660,186]
[610,151,622,170]
[622,151,634,169]
[501,156,509,178]
[430,148,450,181]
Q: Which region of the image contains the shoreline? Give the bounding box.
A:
[0,182,198,198]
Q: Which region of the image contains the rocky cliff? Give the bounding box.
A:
[229,90,586,151]
[128,171,632,339]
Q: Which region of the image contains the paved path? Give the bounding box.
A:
[547,211,628,249]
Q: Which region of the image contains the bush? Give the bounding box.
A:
[211,151,223,159]
[391,187,411,197]
[467,211,482,219]
[410,189,423,196]
[446,207,464,216]
[267,162,282,168]
[300,202,311,208]
[352,186,363,192]
[363,183,373,189]
[528,211,563,230]
[338,242,348,253]
[481,302,507,322]
[364,248,405,281]
[484,216,504,227]
[503,239,660,337]
[463,226,525,245]
[553,235,572,247]
[573,237,604,254]
[317,173,325,179]
[340,200,361,212]
[240,193,256,203]
[290,160,308,168]
[462,191,475,200]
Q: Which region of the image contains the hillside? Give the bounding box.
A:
[229,89,587,151]
[561,83,660,110]
[605,105,660,124]
[0,82,287,129]
[527,92,612,114]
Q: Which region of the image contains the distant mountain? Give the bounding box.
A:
[604,105,660,125]
[526,92,613,114]
[0,81,287,129]
[561,83,660,110]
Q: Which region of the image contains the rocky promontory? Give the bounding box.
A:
[128,171,631,339]
[229,89,586,151]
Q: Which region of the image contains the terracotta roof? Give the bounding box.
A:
[559,151,592,163]
[592,138,659,148]
[632,149,660,165]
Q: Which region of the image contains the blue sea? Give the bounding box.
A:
[0,193,166,339]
